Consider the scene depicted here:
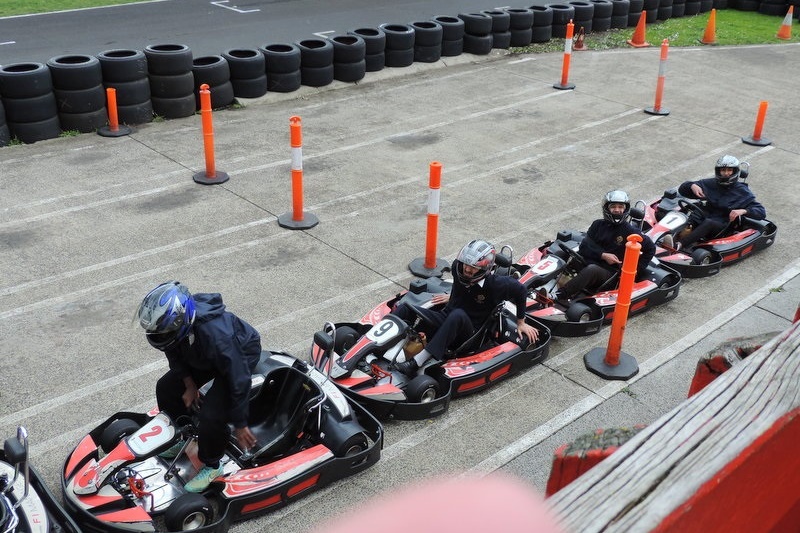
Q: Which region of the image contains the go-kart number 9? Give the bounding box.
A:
[366,319,400,344]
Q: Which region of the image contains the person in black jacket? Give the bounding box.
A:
[136,281,261,493]
[555,190,655,304]
[675,155,766,249]
[395,240,539,376]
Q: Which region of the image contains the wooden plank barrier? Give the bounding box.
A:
[547,320,800,532]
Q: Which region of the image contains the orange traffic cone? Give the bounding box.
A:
[574,27,588,50]
[777,6,793,40]
[627,11,651,47]
[700,8,717,44]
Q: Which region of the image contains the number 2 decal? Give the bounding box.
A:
[138,425,163,443]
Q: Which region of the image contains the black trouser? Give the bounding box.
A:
[394,303,475,360]
[561,264,615,299]
[679,218,727,248]
[156,368,231,467]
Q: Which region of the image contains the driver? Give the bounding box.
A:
[135,281,261,493]
[554,190,655,305]
[674,155,766,250]
[394,239,539,376]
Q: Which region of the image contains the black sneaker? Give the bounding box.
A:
[396,359,419,376]
[555,290,571,307]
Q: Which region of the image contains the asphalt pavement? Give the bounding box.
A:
[2,41,799,533]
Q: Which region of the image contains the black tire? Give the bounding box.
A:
[492,31,512,49]
[148,72,194,98]
[570,1,596,20]
[97,49,148,82]
[684,1,701,14]
[99,418,141,453]
[506,8,535,29]
[659,275,680,290]
[432,16,465,41]
[332,326,360,354]
[548,4,576,25]
[380,23,415,50]
[611,0,631,15]
[296,38,334,68]
[221,48,265,80]
[151,94,196,119]
[591,0,615,17]
[266,69,301,92]
[671,3,686,16]
[657,6,673,19]
[59,108,108,133]
[2,93,59,123]
[365,52,385,72]
[691,248,713,265]
[0,124,10,147]
[117,100,154,124]
[410,21,443,47]
[531,5,555,26]
[105,78,151,106]
[458,13,493,35]
[165,493,214,531]
[384,48,414,67]
[699,0,713,11]
[414,44,442,63]
[331,35,366,63]
[552,23,569,38]
[260,43,302,74]
[334,432,369,457]
[593,16,613,31]
[348,28,386,55]
[192,56,231,88]
[482,10,512,32]
[510,28,533,47]
[0,63,53,98]
[565,302,594,323]
[758,2,788,15]
[334,60,367,82]
[231,75,268,98]
[404,374,440,403]
[47,55,103,90]
[441,38,464,56]
[463,33,494,54]
[7,116,61,144]
[532,24,554,42]
[196,81,235,110]
[144,44,193,76]
[629,0,645,12]
[575,19,594,33]
[611,13,629,26]
[300,64,334,87]
[54,85,107,114]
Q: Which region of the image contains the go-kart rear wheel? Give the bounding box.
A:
[165,493,213,531]
[334,326,360,353]
[565,302,593,323]
[99,418,141,453]
[659,274,680,289]
[404,374,440,403]
[335,432,369,457]
[691,248,712,265]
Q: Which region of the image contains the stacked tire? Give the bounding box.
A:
[260,44,302,93]
[97,49,153,125]
[380,24,415,68]
[482,10,512,49]
[757,0,785,15]
[672,0,687,17]
[548,4,576,38]
[628,0,645,26]
[658,0,674,19]
[642,0,660,22]
[349,28,386,72]
[570,1,595,33]
[192,55,235,109]
[296,39,334,87]
[410,21,443,63]
[506,8,534,47]
[222,49,267,99]
[610,0,631,27]
[432,16,465,57]
[48,55,107,133]
[530,5,554,43]
[0,62,61,143]
[331,34,367,82]
[591,0,614,32]
[458,13,494,55]
[0,101,9,146]
[145,44,195,119]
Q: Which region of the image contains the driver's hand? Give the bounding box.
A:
[517,321,539,343]
[729,208,747,221]
[234,426,257,451]
[691,184,705,198]
[182,378,201,410]
[601,252,621,265]
[430,293,450,306]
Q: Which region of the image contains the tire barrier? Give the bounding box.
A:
[408,162,449,279]
[278,116,319,230]
[530,5,555,43]
[348,28,386,72]
[260,43,302,93]
[145,44,195,119]
[591,0,614,32]
[643,0,659,22]
[192,55,235,109]
[0,101,10,146]
[548,3,576,39]
[379,24,415,67]
[432,16,465,57]
[0,62,61,143]
[506,8,535,47]
[97,88,134,137]
[222,48,268,99]
[410,21,443,63]
[192,84,229,185]
[331,34,367,82]
[296,38,335,87]
[672,0,687,17]
[569,1,595,34]
[553,21,576,90]
[482,9,512,49]
[458,12,494,55]
[644,40,670,116]
[47,54,108,133]
[610,0,631,28]
[628,0,645,26]
[658,0,674,20]
[97,49,153,125]
[742,100,772,147]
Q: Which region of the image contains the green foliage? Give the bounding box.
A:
[0,0,144,16]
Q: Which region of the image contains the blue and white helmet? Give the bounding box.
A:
[456,240,496,284]
[136,281,196,351]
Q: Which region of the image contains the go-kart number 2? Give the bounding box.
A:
[138,425,163,443]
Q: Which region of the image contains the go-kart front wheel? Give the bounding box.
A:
[165,493,214,531]
[565,302,593,323]
[99,418,141,453]
[691,248,713,265]
[404,374,440,403]
[335,432,369,457]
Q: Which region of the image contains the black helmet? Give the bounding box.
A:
[602,190,631,224]
[135,281,196,351]
[715,154,741,186]
[456,240,496,284]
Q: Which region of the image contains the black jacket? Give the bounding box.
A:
[165,293,262,428]
[579,219,656,274]
[447,260,529,329]
[678,178,766,224]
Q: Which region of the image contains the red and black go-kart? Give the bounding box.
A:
[516,230,682,337]
[638,185,777,278]
[61,349,382,533]
[1,426,81,533]
[310,272,552,421]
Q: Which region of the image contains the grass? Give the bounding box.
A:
[0,0,144,17]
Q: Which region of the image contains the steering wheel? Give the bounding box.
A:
[678,198,707,220]
[557,241,588,271]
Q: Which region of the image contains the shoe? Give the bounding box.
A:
[660,234,674,249]
[185,464,224,493]
[396,358,419,377]
[554,290,571,307]
[158,440,185,459]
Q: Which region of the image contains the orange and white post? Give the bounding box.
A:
[192,84,229,184]
[408,161,448,277]
[554,20,576,90]
[645,39,670,116]
[278,115,319,229]
[98,87,133,137]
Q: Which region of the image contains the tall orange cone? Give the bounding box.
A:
[627,11,650,47]
[700,8,717,44]
[777,6,793,40]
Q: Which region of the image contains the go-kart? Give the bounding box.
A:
[61,349,383,533]
[517,230,682,337]
[310,271,552,421]
[1,426,81,533]
[639,185,777,277]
